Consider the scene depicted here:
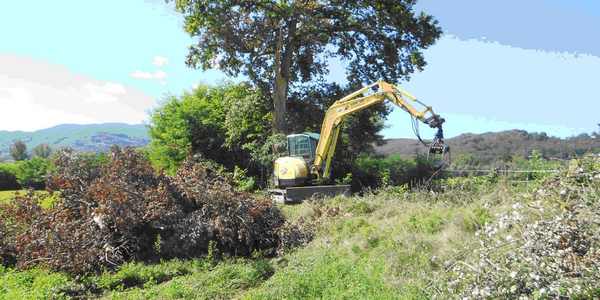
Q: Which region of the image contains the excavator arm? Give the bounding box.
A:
[312,81,446,180]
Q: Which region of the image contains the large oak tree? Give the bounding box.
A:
[174,0,441,133]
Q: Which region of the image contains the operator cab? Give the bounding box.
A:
[287,133,320,162]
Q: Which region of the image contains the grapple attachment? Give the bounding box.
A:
[427,127,451,167]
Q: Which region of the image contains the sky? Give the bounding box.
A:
[0,0,598,139]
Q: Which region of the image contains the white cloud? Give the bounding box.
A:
[130,57,169,85]
[0,55,155,131]
[130,70,167,85]
[82,82,127,104]
[130,70,167,80]
[152,55,169,67]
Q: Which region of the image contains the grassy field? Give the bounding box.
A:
[0,191,17,204]
[0,190,58,208]
[0,180,524,299]
[1,159,599,299]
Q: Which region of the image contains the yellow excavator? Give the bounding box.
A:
[270,81,449,203]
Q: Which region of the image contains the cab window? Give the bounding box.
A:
[288,135,312,159]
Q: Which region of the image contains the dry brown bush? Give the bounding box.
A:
[0,148,312,275]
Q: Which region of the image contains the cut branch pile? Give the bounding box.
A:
[0,148,310,274]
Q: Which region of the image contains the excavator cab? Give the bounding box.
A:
[287,133,319,162]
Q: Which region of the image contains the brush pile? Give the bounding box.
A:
[0,148,310,274]
[448,154,600,299]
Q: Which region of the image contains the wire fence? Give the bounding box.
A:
[442,169,560,174]
[434,168,562,185]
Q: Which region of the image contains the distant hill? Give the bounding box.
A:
[376,130,600,165]
[0,123,149,159]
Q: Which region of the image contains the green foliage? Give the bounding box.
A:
[462,206,492,232]
[407,211,446,234]
[0,258,274,300]
[174,0,441,132]
[0,191,16,204]
[510,149,562,181]
[0,190,55,207]
[232,166,256,192]
[244,252,396,300]
[1,152,106,191]
[147,81,391,188]
[148,83,271,180]
[451,152,481,169]
[95,260,193,291]
[354,154,437,190]
[14,157,53,189]
[0,163,20,190]
[439,176,497,192]
[348,201,376,215]
[0,267,72,300]
[335,173,353,185]
[31,144,52,158]
[9,140,28,161]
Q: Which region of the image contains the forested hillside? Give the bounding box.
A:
[376,130,600,165]
[0,123,149,159]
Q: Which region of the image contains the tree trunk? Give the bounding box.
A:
[271,19,297,134]
[273,73,288,134]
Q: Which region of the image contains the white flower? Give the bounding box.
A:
[529,273,540,281]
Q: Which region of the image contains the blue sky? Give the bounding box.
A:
[0,0,598,139]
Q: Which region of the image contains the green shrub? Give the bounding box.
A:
[147,83,271,179]
[354,154,438,190]
[15,157,53,189]
[0,164,19,190]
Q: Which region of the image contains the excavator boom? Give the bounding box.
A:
[312,81,446,180]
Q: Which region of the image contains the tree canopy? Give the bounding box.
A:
[9,140,27,161]
[32,144,52,158]
[148,83,272,177]
[174,0,441,133]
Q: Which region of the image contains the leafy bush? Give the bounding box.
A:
[353,153,438,190]
[0,163,19,190]
[14,157,53,189]
[148,83,271,179]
